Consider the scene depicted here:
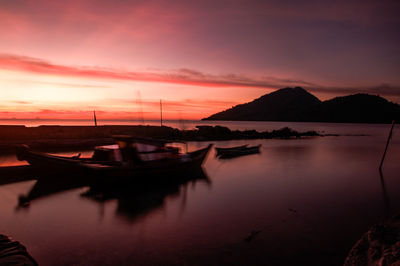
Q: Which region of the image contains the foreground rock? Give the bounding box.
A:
[344,215,400,266]
[0,234,37,265]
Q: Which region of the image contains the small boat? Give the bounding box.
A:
[215,144,248,154]
[16,136,212,183]
[216,144,261,159]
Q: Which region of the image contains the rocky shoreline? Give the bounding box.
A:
[0,125,320,153]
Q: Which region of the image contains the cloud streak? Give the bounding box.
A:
[2,53,400,98]
[114,98,241,110]
[0,97,240,120]
[0,54,280,88]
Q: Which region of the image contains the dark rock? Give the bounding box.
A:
[344,216,400,265]
[0,234,37,266]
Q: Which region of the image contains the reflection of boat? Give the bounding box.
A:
[17,176,90,208]
[0,165,36,186]
[216,144,261,159]
[82,167,210,223]
[16,166,210,212]
[16,137,212,182]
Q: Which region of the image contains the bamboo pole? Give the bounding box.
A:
[93,110,97,127]
[137,91,144,125]
[160,99,163,127]
[379,120,395,171]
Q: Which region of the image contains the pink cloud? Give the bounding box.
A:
[0,54,280,88]
[0,97,240,120]
[2,53,400,100]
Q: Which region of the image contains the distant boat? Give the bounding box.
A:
[16,137,212,184]
[215,144,248,155]
[215,144,261,159]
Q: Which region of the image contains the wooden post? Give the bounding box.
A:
[93,110,97,127]
[379,120,395,171]
[160,100,163,127]
[137,91,144,125]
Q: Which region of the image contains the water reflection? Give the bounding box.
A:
[16,176,90,209]
[379,169,391,219]
[13,167,211,225]
[81,169,210,223]
[1,124,400,266]
[0,165,35,186]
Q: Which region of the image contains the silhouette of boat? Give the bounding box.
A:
[216,144,261,159]
[16,136,212,183]
[215,144,248,154]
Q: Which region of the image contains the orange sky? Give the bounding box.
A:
[0,59,273,120]
[1,0,399,120]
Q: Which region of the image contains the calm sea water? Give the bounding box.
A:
[0,118,393,135]
[0,121,399,265]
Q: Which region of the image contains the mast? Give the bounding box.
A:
[137,91,144,125]
[160,99,163,127]
[93,110,97,127]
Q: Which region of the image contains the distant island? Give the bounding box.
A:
[203,87,400,123]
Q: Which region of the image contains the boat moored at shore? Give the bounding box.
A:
[16,136,212,183]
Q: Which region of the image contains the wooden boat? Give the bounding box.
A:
[216,144,261,159]
[16,137,212,183]
[215,144,248,155]
[91,144,212,185]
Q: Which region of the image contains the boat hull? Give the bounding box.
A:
[16,144,213,184]
[217,144,261,159]
[16,145,95,174]
[93,144,212,185]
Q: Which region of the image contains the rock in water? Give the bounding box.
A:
[344,215,400,265]
[0,234,37,266]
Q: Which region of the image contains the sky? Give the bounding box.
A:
[0,0,399,120]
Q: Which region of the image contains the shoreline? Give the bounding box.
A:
[0,125,320,153]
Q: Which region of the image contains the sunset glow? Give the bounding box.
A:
[1,0,399,120]
[2,2,400,265]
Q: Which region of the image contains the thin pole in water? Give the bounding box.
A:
[379,120,395,171]
[137,91,144,125]
[160,99,163,127]
[93,110,97,127]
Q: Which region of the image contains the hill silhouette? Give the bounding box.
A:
[203,87,400,123]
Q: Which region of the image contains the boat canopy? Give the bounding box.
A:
[111,135,180,162]
[92,144,123,162]
[114,135,170,147]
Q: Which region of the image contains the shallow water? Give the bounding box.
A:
[0,122,399,265]
[0,118,394,135]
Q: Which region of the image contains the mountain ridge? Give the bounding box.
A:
[202,87,400,123]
